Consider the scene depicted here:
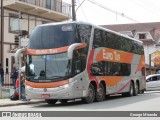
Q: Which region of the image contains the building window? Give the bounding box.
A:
[46,0,51,9]
[6,58,8,74]
[9,14,22,33]
[46,0,56,10]
[139,34,146,39]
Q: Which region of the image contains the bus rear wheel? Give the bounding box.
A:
[128,82,134,97]
[95,83,105,102]
[134,82,139,96]
[123,82,134,97]
[45,99,57,105]
[82,84,95,104]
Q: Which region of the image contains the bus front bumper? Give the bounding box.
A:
[25,81,85,100]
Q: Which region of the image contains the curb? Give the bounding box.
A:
[0,100,46,107]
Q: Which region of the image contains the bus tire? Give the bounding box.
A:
[126,82,134,97]
[95,83,105,102]
[59,99,68,104]
[82,83,95,104]
[134,82,139,96]
[45,99,57,105]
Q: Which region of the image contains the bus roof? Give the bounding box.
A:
[36,21,143,45]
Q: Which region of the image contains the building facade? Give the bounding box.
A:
[102,22,160,75]
[0,0,71,84]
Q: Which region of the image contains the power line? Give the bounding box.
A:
[139,0,160,16]
[76,0,86,12]
[131,0,160,17]
[77,0,88,22]
[145,0,160,11]
[87,0,139,23]
[142,0,160,12]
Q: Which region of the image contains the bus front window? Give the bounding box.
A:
[26,52,72,82]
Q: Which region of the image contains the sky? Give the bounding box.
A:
[63,0,160,25]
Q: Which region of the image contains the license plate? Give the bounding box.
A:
[41,94,50,98]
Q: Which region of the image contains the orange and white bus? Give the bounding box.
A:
[19,21,146,104]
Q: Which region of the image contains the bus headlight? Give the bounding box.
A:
[62,80,77,89]
[26,85,33,90]
[63,84,69,88]
[69,78,77,83]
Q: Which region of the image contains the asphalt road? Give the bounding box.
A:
[0,91,160,111]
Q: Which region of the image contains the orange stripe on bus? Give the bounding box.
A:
[26,44,87,55]
[98,76,124,87]
[25,80,69,88]
[96,48,133,63]
[26,46,69,55]
[75,43,87,50]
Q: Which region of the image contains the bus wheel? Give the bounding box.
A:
[59,99,68,104]
[134,82,139,96]
[82,84,95,104]
[95,83,105,102]
[45,99,57,105]
[127,82,134,97]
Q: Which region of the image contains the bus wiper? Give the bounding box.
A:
[50,76,64,78]
[26,76,35,80]
[48,76,67,79]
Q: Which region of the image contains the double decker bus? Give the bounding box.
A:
[19,21,145,104]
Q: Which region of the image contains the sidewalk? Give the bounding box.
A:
[0,85,46,107]
[0,99,45,107]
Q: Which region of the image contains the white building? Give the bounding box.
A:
[0,0,71,84]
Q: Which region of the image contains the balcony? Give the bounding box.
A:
[3,0,71,21]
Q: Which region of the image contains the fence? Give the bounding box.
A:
[18,0,71,17]
[0,73,14,99]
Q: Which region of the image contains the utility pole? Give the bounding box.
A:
[18,11,22,100]
[72,0,76,21]
[1,0,4,65]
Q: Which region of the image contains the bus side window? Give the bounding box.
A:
[73,48,87,75]
[93,29,103,49]
[90,62,104,76]
[74,51,81,74]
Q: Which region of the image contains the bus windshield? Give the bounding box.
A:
[26,52,72,82]
[28,23,92,49]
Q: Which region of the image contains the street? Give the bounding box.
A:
[0,91,160,111]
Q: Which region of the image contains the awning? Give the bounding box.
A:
[4,0,70,21]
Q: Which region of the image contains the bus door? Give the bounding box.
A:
[73,48,87,90]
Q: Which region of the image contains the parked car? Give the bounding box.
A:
[146,74,160,91]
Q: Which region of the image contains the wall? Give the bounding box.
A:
[3,9,52,76]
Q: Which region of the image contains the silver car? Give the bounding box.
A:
[146,74,160,91]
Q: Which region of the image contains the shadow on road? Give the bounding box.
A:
[32,91,160,110]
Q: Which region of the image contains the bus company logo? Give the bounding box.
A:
[44,88,47,92]
[36,50,48,54]
[36,49,58,54]
[2,112,12,117]
[103,49,120,61]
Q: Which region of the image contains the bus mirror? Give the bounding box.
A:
[68,43,87,59]
[15,48,26,63]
